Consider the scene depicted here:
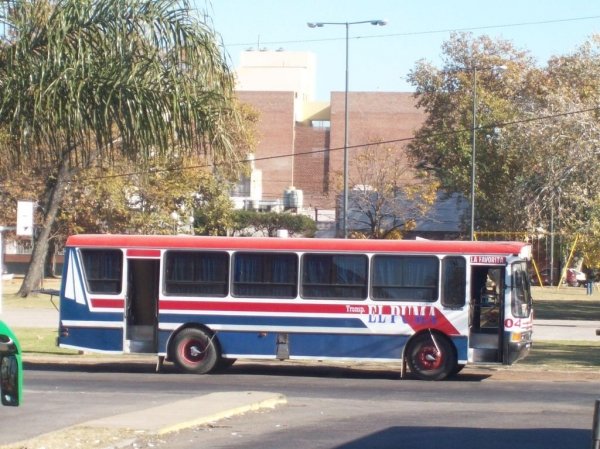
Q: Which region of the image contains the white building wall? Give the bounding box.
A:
[236,51,317,120]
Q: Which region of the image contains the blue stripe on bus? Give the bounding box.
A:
[58,327,468,362]
[215,332,467,360]
[59,326,123,352]
[60,296,124,322]
[219,331,407,359]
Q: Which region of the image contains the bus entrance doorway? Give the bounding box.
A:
[469,265,504,363]
[125,259,160,353]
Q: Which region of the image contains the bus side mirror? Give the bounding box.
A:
[0,355,20,406]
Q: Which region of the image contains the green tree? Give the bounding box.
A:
[512,35,600,263]
[407,32,534,232]
[0,0,246,295]
[231,210,316,237]
[193,174,236,236]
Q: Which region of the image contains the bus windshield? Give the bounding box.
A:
[512,262,532,318]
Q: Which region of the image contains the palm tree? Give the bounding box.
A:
[0,0,244,295]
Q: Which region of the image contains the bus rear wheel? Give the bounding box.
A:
[406,332,456,381]
[172,328,219,374]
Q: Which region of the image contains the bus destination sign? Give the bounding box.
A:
[470,255,506,265]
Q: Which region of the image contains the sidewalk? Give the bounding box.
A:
[4,392,287,449]
[534,319,600,341]
[0,306,58,328]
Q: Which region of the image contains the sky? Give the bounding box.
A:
[197,1,600,101]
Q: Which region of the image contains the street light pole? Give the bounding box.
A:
[308,19,387,238]
[343,22,349,240]
[471,67,477,241]
[468,64,506,241]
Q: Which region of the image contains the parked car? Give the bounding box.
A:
[566,268,586,287]
[530,268,560,286]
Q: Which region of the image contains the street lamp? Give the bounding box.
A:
[470,64,506,241]
[307,19,387,238]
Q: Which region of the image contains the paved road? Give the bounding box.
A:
[3,361,598,449]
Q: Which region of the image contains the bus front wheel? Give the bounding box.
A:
[172,328,219,374]
[406,332,456,381]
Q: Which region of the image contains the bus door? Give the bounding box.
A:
[469,264,505,363]
[124,256,160,353]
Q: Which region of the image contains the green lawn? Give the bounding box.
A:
[521,340,600,370]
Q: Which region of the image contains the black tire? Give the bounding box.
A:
[172,327,220,374]
[406,332,457,381]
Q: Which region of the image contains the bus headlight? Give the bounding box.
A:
[510,331,531,343]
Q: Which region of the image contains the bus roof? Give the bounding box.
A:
[66,234,531,258]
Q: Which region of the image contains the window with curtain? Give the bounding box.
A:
[81,249,123,294]
[302,254,368,300]
[371,255,438,301]
[441,256,466,308]
[164,251,229,297]
[233,252,298,298]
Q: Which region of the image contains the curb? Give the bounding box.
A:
[4,391,286,449]
[84,391,287,435]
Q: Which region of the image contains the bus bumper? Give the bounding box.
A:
[504,330,533,364]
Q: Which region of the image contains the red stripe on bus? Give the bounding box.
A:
[156,300,461,335]
[159,300,349,314]
[86,298,460,336]
[90,298,125,308]
[67,234,528,258]
[126,249,161,258]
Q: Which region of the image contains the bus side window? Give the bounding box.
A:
[80,249,123,294]
[233,252,298,299]
[441,256,466,308]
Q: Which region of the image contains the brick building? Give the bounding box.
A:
[233,50,427,215]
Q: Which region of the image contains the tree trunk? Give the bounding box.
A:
[18,154,72,297]
[44,238,57,278]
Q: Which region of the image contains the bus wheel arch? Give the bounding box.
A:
[169,325,221,374]
[404,330,457,381]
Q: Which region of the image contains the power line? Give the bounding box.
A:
[225,15,600,48]
[0,104,598,190]
[77,104,600,182]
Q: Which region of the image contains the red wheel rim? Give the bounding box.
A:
[415,344,443,371]
[179,337,207,365]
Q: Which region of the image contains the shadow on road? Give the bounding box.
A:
[331,426,590,449]
[23,359,492,382]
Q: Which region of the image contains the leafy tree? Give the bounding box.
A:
[0,0,246,295]
[193,174,236,236]
[407,32,534,232]
[512,35,600,264]
[231,210,316,237]
[338,140,439,239]
[408,32,600,271]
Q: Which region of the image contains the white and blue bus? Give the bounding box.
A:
[57,235,533,380]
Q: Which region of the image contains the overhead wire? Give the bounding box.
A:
[224,15,600,48]
[0,104,597,193]
[69,104,600,183]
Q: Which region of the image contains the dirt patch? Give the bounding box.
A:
[463,365,600,382]
[1,427,138,449]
